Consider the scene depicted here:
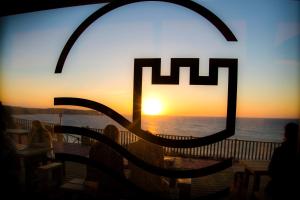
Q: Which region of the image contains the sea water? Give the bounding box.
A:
[14,114,298,142]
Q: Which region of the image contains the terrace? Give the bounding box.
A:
[11,118,280,199]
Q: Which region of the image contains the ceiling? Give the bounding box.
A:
[0,0,113,16]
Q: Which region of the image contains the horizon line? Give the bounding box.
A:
[4,104,299,120]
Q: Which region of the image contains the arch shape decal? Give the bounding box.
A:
[55,0,237,73]
[53,0,238,148]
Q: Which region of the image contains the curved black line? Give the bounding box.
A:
[54,97,234,148]
[55,0,237,73]
[55,153,231,200]
[55,153,152,199]
[54,125,232,178]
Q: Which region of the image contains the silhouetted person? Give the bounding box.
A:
[29,120,52,147]
[29,120,54,159]
[127,132,168,195]
[266,122,299,200]
[0,103,21,198]
[87,124,124,199]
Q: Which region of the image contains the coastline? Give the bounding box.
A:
[13,113,298,142]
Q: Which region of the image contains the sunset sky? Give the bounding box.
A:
[0,0,299,119]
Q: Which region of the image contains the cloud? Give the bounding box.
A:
[275,59,300,66]
[275,22,300,46]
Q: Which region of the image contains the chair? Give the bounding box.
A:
[38,162,64,189]
[85,141,125,198]
[60,178,98,199]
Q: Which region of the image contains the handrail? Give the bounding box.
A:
[14,118,81,144]
[14,117,281,160]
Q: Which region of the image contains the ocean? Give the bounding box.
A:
[14,114,299,142]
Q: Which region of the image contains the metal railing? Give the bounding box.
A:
[156,134,281,160]
[14,118,81,144]
[14,118,281,160]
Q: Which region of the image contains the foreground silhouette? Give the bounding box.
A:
[266,122,299,200]
[0,103,21,198]
[87,124,124,199]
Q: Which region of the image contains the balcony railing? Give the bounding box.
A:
[14,117,281,160]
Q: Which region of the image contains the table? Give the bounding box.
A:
[163,157,222,200]
[241,160,270,192]
[16,145,52,189]
[17,145,51,158]
[6,128,29,144]
[53,142,90,157]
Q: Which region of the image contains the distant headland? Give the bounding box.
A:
[4,105,99,115]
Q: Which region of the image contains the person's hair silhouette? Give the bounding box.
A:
[284,122,298,145]
[29,120,54,159]
[103,124,119,142]
[266,122,299,200]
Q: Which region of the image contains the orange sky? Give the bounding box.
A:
[1,1,299,119]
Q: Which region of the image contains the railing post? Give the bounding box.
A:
[233,139,237,160]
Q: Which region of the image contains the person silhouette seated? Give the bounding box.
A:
[25,119,54,186]
[86,124,124,199]
[127,133,169,196]
[266,122,299,200]
[29,121,52,147]
[29,120,54,159]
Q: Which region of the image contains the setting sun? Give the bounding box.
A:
[142,98,163,115]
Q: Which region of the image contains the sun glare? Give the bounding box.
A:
[142,98,163,115]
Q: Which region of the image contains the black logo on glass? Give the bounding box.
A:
[54,0,238,197]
